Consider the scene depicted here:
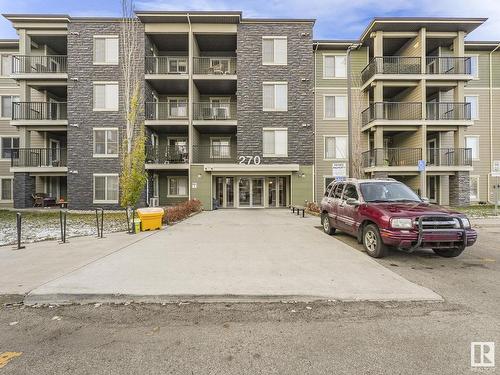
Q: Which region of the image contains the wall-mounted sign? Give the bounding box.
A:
[192,182,197,189]
[332,162,347,181]
[238,155,261,165]
[418,160,426,172]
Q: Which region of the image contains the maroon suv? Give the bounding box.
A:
[320,178,477,258]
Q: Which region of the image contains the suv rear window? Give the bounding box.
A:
[342,184,358,200]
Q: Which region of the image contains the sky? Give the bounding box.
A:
[0,0,499,42]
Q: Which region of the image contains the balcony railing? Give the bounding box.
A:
[193,57,236,75]
[145,101,188,120]
[361,57,421,83]
[193,102,237,120]
[145,145,188,164]
[427,148,472,166]
[192,145,237,163]
[12,55,67,74]
[425,57,472,75]
[426,102,471,120]
[12,102,67,121]
[145,56,188,74]
[361,102,422,126]
[11,148,67,168]
[362,148,422,168]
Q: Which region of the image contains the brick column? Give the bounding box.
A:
[13,173,36,208]
[449,171,470,206]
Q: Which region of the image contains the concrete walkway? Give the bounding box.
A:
[18,210,441,304]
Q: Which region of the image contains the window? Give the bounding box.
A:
[342,184,358,200]
[168,57,187,73]
[1,137,19,159]
[263,128,287,157]
[1,95,19,118]
[93,174,119,203]
[93,128,119,157]
[0,177,12,201]
[168,97,188,118]
[210,138,230,158]
[168,176,188,197]
[334,183,345,199]
[324,136,347,160]
[324,95,347,119]
[466,55,479,78]
[324,179,335,196]
[323,55,346,78]
[1,55,12,76]
[470,176,479,201]
[465,136,480,160]
[262,37,287,65]
[93,82,119,111]
[465,96,479,120]
[263,82,287,111]
[93,36,119,64]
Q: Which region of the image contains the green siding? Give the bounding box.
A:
[190,165,212,210]
[291,165,314,206]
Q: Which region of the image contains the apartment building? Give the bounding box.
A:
[1,12,499,209]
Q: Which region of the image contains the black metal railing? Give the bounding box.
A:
[361,102,422,126]
[425,57,472,75]
[193,102,237,120]
[361,56,421,83]
[145,145,189,164]
[362,148,422,168]
[193,57,236,75]
[426,102,471,120]
[11,148,67,168]
[145,56,188,74]
[145,101,188,120]
[191,145,237,163]
[12,55,67,74]
[12,102,67,120]
[426,148,472,166]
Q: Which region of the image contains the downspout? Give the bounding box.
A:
[313,42,318,203]
[489,43,500,202]
[347,43,361,178]
[187,13,192,200]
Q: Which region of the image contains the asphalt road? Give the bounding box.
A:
[1,224,499,374]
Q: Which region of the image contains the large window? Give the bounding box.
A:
[0,177,12,201]
[465,95,479,120]
[1,137,19,159]
[263,128,287,157]
[210,138,230,158]
[1,95,19,119]
[93,128,118,157]
[470,175,479,201]
[1,55,12,76]
[324,136,347,160]
[466,55,479,78]
[168,176,188,197]
[93,82,119,111]
[262,37,287,65]
[465,136,480,160]
[93,174,119,203]
[324,95,347,119]
[93,36,119,64]
[263,82,287,111]
[323,54,346,78]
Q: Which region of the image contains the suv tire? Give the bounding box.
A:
[321,213,336,235]
[363,224,387,258]
[433,248,464,258]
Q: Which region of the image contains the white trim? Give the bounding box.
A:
[322,53,347,79]
[0,94,20,119]
[93,35,119,65]
[323,135,348,161]
[167,176,188,197]
[465,135,480,161]
[0,176,13,202]
[465,53,479,79]
[262,127,288,157]
[93,127,119,158]
[93,173,119,204]
[93,81,119,111]
[323,94,348,120]
[0,53,16,78]
[209,137,231,159]
[262,82,288,112]
[262,36,287,66]
[0,135,19,161]
[464,94,479,120]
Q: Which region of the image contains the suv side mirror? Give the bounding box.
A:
[421,197,430,204]
[346,198,360,206]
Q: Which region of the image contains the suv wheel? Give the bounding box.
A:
[363,224,387,258]
[433,248,464,258]
[321,213,336,235]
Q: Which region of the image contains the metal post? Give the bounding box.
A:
[15,212,25,250]
[101,208,104,238]
[59,209,67,243]
[495,178,499,216]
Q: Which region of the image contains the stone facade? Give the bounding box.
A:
[236,22,314,165]
[13,172,35,208]
[66,21,145,210]
[449,171,470,206]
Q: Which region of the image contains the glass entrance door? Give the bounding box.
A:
[238,178,251,207]
[252,178,264,207]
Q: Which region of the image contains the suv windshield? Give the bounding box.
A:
[359,182,421,203]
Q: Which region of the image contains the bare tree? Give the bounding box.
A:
[349,69,366,178]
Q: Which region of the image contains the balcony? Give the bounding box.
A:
[193,57,236,75]
[362,148,422,168]
[193,102,237,121]
[11,55,67,78]
[192,145,237,164]
[11,148,67,172]
[425,57,471,75]
[12,102,67,125]
[361,57,421,83]
[145,56,188,75]
[362,102,422,126]
[426,102,471,121]
[145,102,188,121]
[145,145,189,170]
[427,148,472,167]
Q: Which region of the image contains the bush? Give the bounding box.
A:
[306,201,320,213]
[163,199,202,224]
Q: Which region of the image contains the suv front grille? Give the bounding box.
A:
[414,216,457,230]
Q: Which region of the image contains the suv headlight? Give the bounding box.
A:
[453,217,471,229]
[391,218,413,229]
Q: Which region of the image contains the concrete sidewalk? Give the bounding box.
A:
[21,210,442,304]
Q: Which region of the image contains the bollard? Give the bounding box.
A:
[95,208,104,238]
[59,209,67,243]
[14,212,25,250]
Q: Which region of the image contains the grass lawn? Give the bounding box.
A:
[0,210,128,246]
[450,205,500,218]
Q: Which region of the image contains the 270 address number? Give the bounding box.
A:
[238,155,261,165]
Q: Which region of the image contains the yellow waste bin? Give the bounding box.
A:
[136,207,164,231]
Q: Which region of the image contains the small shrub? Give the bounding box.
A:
[163,199,202,224]
[306,201,320,213]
